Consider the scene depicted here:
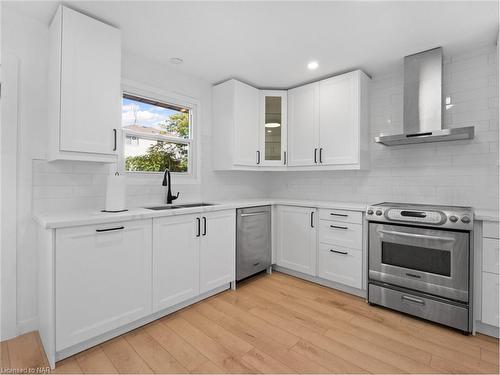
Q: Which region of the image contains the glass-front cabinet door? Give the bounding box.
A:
[259,90,287,166]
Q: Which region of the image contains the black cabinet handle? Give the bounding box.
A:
[330,213,348,217]
[314,148,318,164]
[113,129,117,151]
[256,151,261,165]
[202,217,207,236]
[96,226,124,233]
[310,211,314,228]
[196,218,201,237]
[283,151,287,165]
[330,249,348,255]
[330,225,348,230]
[319,148,323,163]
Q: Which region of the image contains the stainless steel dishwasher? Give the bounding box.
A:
[236,206,271,281]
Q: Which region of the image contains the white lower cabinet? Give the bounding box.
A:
[153,210,235,309]
[55,220,152,351]
[481,221,500,329]
[276,206,317,276]
[199,211,236,293]
[318,244,362,289]
[482,272,500,327]
[153,214,200,311]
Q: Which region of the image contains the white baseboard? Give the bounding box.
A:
[273,265,367,298]
[17,317,38,336]
[475,320,500,338]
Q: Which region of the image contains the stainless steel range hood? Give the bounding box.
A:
[375,47,474,146]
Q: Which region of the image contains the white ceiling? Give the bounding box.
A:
[5,1,499,88]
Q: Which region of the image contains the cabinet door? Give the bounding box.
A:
[276,206,317,276]
[153,215,199,312]
[59,6,121,155]
[55,220,152,350]
[318,72,359,165]
[482,272,500,327]
[200,210,236,293]
[234,81,260,166]
[260,90,287,166]
[287,83,319,166]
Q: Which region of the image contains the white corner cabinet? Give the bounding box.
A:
[48,6,121,162]
[212,70,370,171]
[38,210,235,368]
[275,205,365,294]
[212,80,287,169]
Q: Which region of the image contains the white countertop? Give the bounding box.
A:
[475,209,500,222]
[33,199,368,229]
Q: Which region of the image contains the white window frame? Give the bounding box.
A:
[119,79,200,184]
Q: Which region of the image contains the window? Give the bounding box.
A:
[122,93,192,173]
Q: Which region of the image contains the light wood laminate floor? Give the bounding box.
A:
[1,272,499,374]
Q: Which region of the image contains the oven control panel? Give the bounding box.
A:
[385,209,446,224]
[366,203,474,230]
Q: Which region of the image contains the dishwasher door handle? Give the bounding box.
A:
[240,212,270,217]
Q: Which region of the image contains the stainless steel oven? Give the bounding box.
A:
[366,202,473,333]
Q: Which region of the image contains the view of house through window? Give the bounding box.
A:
[122,93,191,173]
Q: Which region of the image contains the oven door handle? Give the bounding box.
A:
[378,229,455,242]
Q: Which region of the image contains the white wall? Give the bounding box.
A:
[267,45,499,210]
[2,7,49,337]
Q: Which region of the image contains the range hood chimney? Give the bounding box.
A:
[375,47,474,146]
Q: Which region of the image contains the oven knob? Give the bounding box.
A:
[375,210,383,216]
[449,215,458,223]
[461,216,471,224]
[367,209,374,215]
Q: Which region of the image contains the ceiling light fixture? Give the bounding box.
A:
[169,57,183,65]
[307,61,319,70]
[265,123,281,128]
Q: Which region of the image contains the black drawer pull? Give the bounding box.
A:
[96,226,124,232]
[253,262,260,266]
[330,249,348,255]
[330,213,348,217]
[330,225,348,230]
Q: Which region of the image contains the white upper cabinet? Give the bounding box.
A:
[287,82,319,166]
[319,72,360,165]
[213,72,369,171]
[288,70,370,169]
[212,79,260,169]
[48,6,121,162]
[259,90,288,166]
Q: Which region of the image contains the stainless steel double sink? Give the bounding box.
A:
[145,203,215,211]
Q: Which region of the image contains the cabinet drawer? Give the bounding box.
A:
[482,272,500,327]
[319,209,362,224]
[318,244,362,289]
[319,220,362,249]
[483,238,500,274]
[483,221,500,239]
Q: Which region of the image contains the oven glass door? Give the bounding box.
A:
[369,223,469,302]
